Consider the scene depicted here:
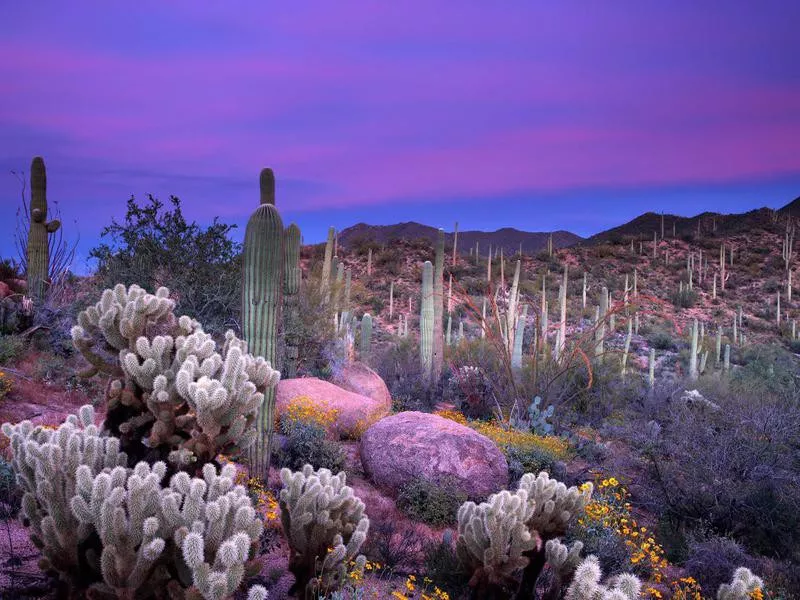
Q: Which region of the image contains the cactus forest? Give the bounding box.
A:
[1,4,799,600]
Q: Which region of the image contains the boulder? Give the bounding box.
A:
[276,377,391,439]
[332,361,392,409]
[360,411,508,500]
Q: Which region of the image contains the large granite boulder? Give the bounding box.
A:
[360,411,508,500]
[276,377,391,439]
[333,361,392,409]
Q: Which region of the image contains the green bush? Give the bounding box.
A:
[89,195,241,334]
[276,421,345,473]
[0,334,24,365]
[396,477,467,526]
[506,445,564,485]
[647,331,676,351]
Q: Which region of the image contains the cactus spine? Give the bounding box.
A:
[243,167,284,477]
[27,156,61,300]
[433,229,445,382]
[420,261,434,383]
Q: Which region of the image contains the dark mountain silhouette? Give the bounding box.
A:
[337,222,583,255]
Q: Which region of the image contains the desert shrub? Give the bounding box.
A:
[0,371,11,402]
[669,287,697,308]
[89,195,241,334]
[683,535,758,594]
[374,246,404,276]
[0,456,21,518]
[397,477,467,526]
[731,344,798,400]
[362,520,424,571]
[288,272,340,378]
[647,331,676,351]
[633,385,800,560]
[276,421,345,472]
[762,278,781,294]
[506,445,564,485]
[373,336,440,412]
[0,334,24,364]
[423,532,470,599]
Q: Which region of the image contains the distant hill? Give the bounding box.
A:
[337,222,583,255]
[780,196,800,217]
[587,207,781,245]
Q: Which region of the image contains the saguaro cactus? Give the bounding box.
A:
[321,227,335,298]
[27,156,61,300]
[284,223,302,378]
[420,261,434,383]
[243,167,285,477]
[361,313,373,360]
[433,229,445,381]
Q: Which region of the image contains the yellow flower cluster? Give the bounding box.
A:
[0,371,12,402]
[578,477,668,586]
[220,456,281,526]
[281,395,339,430]
[433,410,571,460]
[669,576,703,600]
[390,575,449,600]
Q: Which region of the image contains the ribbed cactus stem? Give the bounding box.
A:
[433,229,445,382]
[243,167,284,478]
[621,317,632,377]
[453,221,458,265]
[27,156,61,300]
[259,167,275,205]
[448,273,453,314]
[724,343,731,372]
[361,314,372,361]
[559,265,568,355]
[321,227,335,298]
[458,319,464,341]
[716,326,722,365]
[689,318,699,380]
[420,261,434,383]
[582,272,587,309]
[506,260,521,354]
[776,290,781,326]
[649,348,656,388]
[481,296,487,339]
[389,280,394,320]
[511,304,528,369]
[500,247,505,289]
[367,247,372,276]
[595,286,608,359]
[446,314,452,346]
[283,223,302,378]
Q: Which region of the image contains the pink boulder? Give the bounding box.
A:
[360,411,508,500]
[333,361,392,408]
[0,282,10,299]
[276,377,391,439]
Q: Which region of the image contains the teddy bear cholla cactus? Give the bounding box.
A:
[70,283,280,471]
[717,568,764,600]
[1,405,127,584]
[279,465,369,599]
[564,556,641,600]
[3,405,267,599]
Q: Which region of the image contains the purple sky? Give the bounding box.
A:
[2,2,800,272]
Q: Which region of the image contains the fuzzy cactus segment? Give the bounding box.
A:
[71,283,280,472]
[279,465,369,598]
[456,489,538,592]
[518,471,593,538]
[564,555,641,600]
[717,568,765,600]
[1,405,127,585]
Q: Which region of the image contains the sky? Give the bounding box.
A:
[1,2,800,273]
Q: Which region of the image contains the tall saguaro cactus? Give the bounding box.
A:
[283,222,302,378]
[243,167,285,478]
[321,227,335,299]
[27,156,61,300]
[432,229,445,382]
[420,261,434,383]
